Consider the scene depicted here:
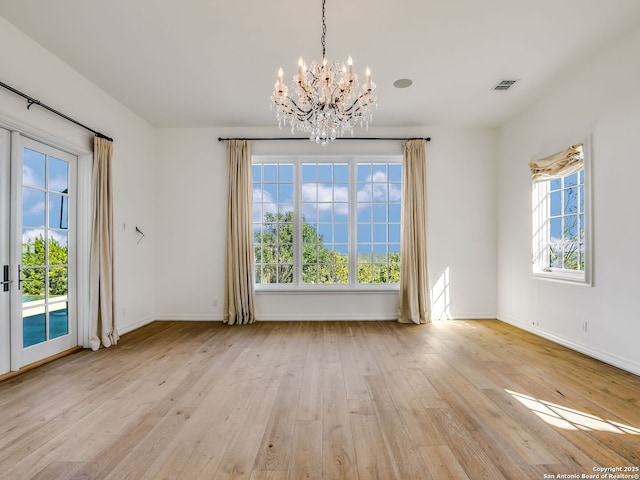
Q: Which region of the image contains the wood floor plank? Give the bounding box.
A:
[0,320,639,480]
[287,420,322,480]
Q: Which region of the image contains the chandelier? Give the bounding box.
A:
[271,0,377,145]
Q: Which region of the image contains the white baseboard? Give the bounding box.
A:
[154,314,224,322]
[152,312,497,322]
[498,313,640,376]
[118,315,156,335]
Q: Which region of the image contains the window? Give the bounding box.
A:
[252,156,402,288]
[531,140,591,285]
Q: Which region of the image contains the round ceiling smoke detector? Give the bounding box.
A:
[393,78,413,88]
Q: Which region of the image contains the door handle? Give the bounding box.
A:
[1,265,10,292]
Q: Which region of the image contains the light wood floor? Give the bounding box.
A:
[1,320,639,480]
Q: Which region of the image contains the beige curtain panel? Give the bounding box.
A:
[89,137,118,350]
[223,140,256,325]
[529,144,583,182]
[398,139,431,324]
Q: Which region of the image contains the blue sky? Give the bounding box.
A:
[253,162,402,259]
[21,147,69,246]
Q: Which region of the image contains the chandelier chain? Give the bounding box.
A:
[321,0,326,58]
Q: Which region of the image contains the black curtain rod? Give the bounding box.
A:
[218,136,430,142]
[0,80,113,142]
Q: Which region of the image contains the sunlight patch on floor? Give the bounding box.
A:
[506,389,640,434]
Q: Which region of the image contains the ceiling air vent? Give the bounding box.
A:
[493,79,518,91]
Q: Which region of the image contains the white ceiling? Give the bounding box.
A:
[1,0,639,129]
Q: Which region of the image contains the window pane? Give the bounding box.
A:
[279,164,293,182]
[358,264,373,284]
[564,215,578,239]
[389,183,402,202]
[334,225,348,243]
[278,202,292,215]
[550,191,562,217]
[563,243,579,270]
[565,172,578,187]
[252,164,262,181]
[318,223,332,242]
[302,183,316,202]
[263,183,277,202]
[549,243,562,268]
[334,203,348,223]
[389,224,401,243]
[564,187,577,214]
[357,164,372,182]
[373,204,387,222]
[358,205,371,222]
[263,164,277,181]
[303,203,317,222]
[302,264,319,284]
[579,185,584,213]
[372,164,387,180]
[389,164,402,182]
[357,183,372,202]
[334,164,348,182]
[550,178,561,191]
[318,205,332,222]
[358,224,372,242]
[318,164,332,182]
[550,218,562,241]
[302,164,317,182]
[372,184,387,202]
[389,204,401,222]
[279,183,293,202]
[373,224,387,242]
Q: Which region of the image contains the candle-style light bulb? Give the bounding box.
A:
[347,56,353,74]
[298,57,304,75]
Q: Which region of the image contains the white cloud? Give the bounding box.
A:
[22,229,68,246]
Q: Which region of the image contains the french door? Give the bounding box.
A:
[0,128,77,373]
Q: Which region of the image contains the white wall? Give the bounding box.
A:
[497,26,640,375]
[155,126,497,321]
[0,16,157,336]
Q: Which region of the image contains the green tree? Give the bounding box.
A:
[22,234,68,297]
[254,211,400,285]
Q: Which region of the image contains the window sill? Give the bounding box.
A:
[532,270,591,287]
[255,285,400,294]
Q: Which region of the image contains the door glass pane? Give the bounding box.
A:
[22,189,45,227]
[49,231,68,265]
[49,303,69,340]
[23,308,46,347]
[48,193,68,229]
[22,268,45,302]
[22,228,46,268]
[49,266,68,300]
[49,157,69,193]
[23,148,46,189]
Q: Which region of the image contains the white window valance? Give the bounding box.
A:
[529,144,583,182]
